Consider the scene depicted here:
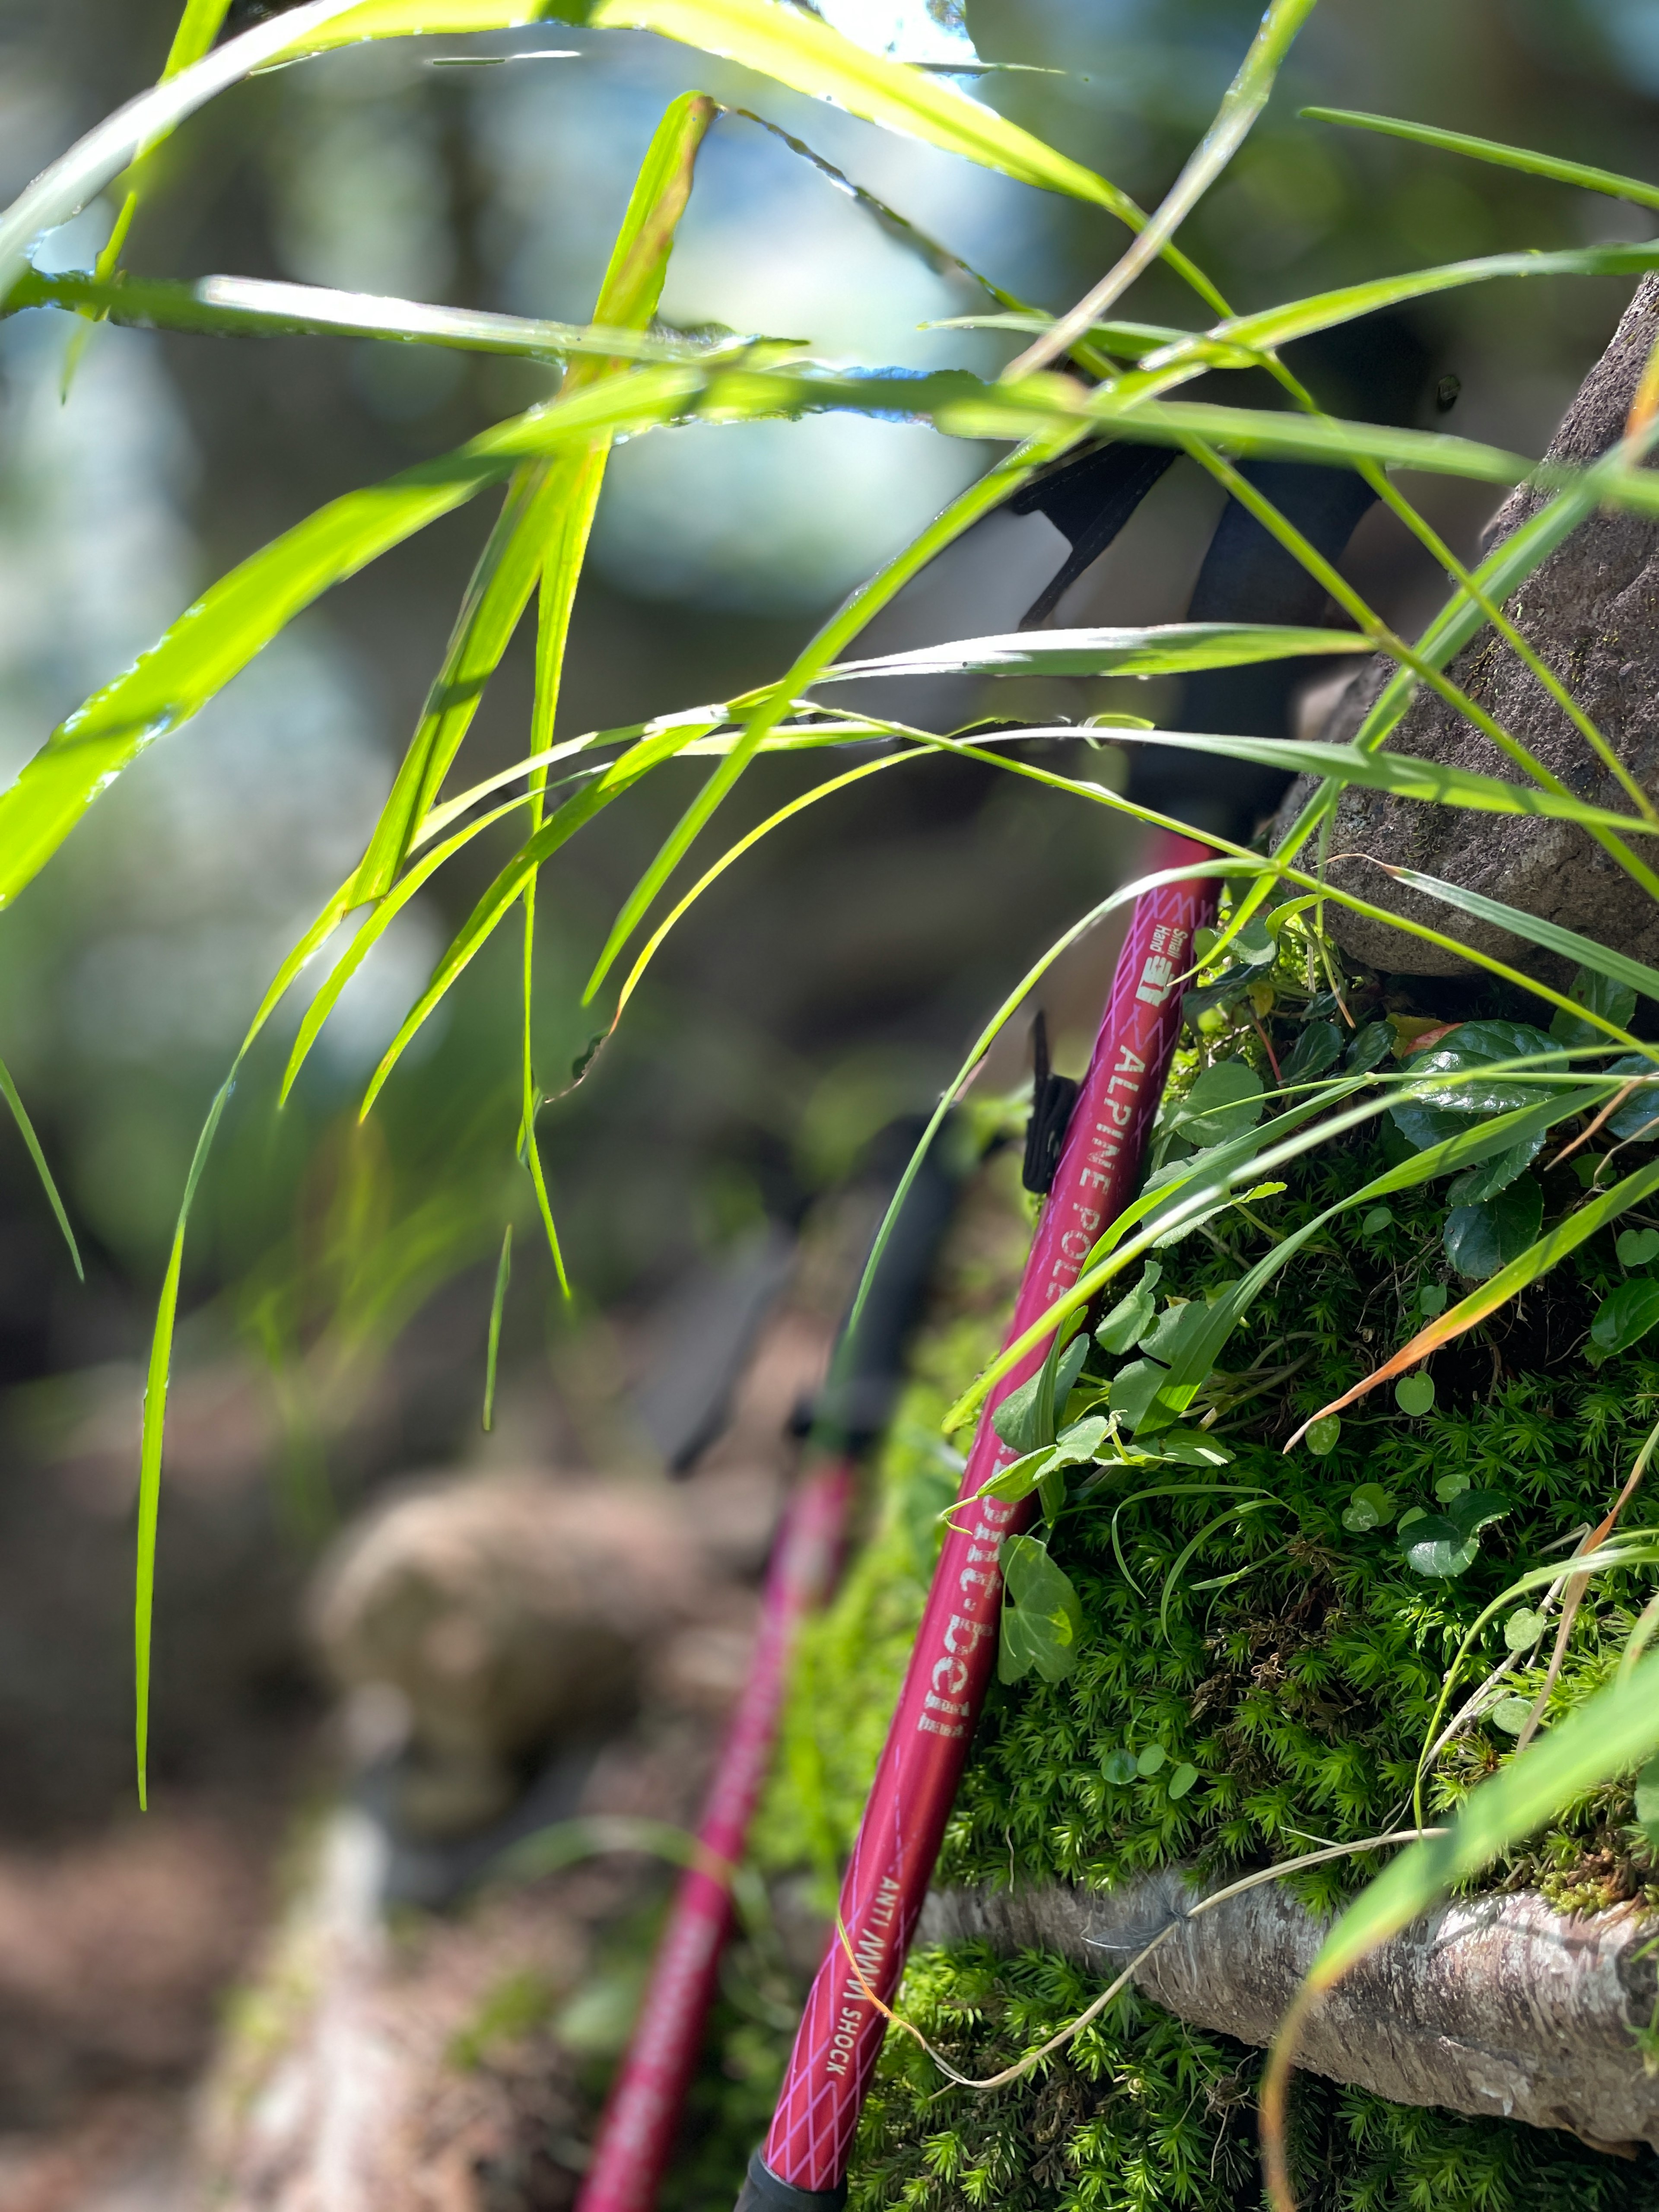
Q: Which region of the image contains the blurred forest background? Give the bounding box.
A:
[4,0,1659,2197]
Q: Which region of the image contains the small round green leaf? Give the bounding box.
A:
[1504,1607,1547,1653]
[1490,1695,1533,1735]
[1418,1283,1448,1317]
[1434,1471,1470,1503]
[1615,1227,1659,1268]
[1167,1762,1199,1800]
[1395,1372,1436,1417]
[1361,1207,1394,1234]
[1306,1414,1342,1456]
[1102,1749,1138,1786]
[1341,1482,1396,1533]
[1136,1742,1167,1777]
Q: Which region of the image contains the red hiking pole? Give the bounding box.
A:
[577,1130,966,2212]
[736,830,1217,2210]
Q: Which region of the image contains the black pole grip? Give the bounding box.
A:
[735,2150,848,2212]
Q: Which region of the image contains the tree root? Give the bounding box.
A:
[919,1872,1659,2155]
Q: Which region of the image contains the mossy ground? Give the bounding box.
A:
[668,996,1659,2206]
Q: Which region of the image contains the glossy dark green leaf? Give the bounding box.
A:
[998,1532,1086,1685]
[1096,1263,1162,1353]
[1605,1054,1659,1140]
[1550,965,1639,1049]
[1278,1020,1343,1087]
[1391,1022,1565,1149]
[1345,1021,1393,1073]
[1446,1133,1544,1205]
[1590,1277,1659,1357]
[1443,1173,1544,1280]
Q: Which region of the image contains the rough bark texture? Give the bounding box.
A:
[1278,272,1659,978]
[920,1875,1659,2153]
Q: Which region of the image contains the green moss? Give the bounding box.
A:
[852,1942,1652,2212]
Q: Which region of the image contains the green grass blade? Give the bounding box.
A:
[251,0,1217,303]
[1138,244,1659,378]
[482,1224,512,1430]
[1295,1150,1659,1438]
[353,471,559,901]
[162,0,235,75]
[516,92,715,1295]
[817,624,1375,685]
[1300,106,1659,213]
[4,267,761,365]
[0,0,371,296]
[361,716,725,1113]
[1081,725,1659,837]
[0,449,512,910]
[1375,863,1659,1006]
[136,1073,234,1809]
[0,1053,83,1278]
[613,749,918,1019]
[578,428,1085,1002]
[1007,0,1318,375]
[286,795,533,1099]
[585,0,1197,258]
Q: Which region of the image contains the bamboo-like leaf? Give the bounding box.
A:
[360,717,727,1112]
[0,448,514,910]
[1068,725,1659,838]
[816,624,1376,686]
[133,880,356,1804]
[482,1224,512,1430]
[0,0,371,298]
[4,267,763,365]
[1300,106,1659,213]
[577,428,1085,1002]
[1367,862,1659,1007]
[353,90,712,901]
[0,1053,83,1278]
[1137,243,1659,380]
[162,0,235,76]
[285,794,534,1100]
[12,358,1644,913]
[1287,1154,1659,1444]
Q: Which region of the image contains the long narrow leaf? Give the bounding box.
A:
[1288,1153,1659,1442]
[1371,861,1659,1007]
[816,624,1375,685]
[1008,0,1316,373]
[0,1054,83,1277]
[1301,107,1659,213]
[5,266,764,365]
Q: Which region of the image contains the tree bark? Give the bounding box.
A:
[920,1873,1659,2155]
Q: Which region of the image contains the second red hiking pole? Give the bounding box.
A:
[737,831,1217,2210]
